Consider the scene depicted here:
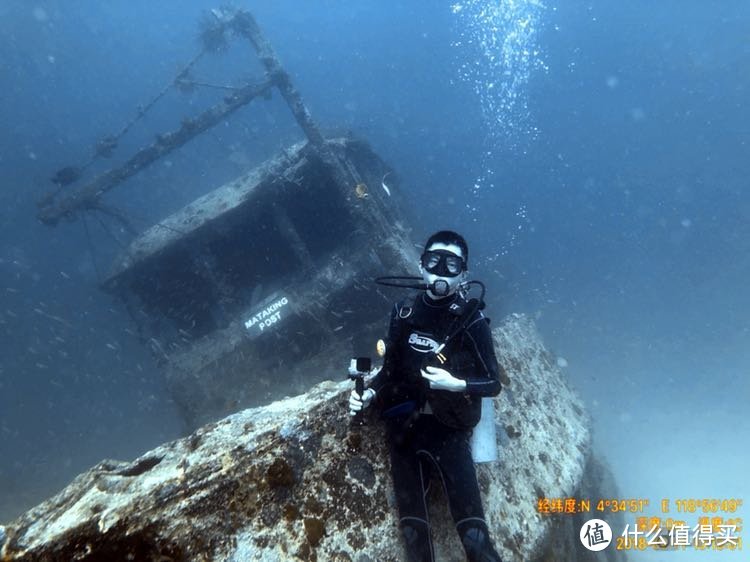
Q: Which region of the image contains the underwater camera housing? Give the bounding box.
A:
[348,357,371,424]
[348,357,371,391]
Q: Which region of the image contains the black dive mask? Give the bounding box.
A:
[420,250,465,277]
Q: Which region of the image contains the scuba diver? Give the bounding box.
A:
[349,230,504,562]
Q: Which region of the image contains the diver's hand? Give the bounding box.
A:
[349,388,376,416]
[420,366,467,392]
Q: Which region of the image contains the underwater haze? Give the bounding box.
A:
[1,1,748,560]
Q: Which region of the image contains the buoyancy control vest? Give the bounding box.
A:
[378,292,489,429]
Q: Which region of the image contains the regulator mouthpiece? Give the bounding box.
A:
[430,279,450,297]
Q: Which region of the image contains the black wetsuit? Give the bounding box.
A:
[367,292,504,562]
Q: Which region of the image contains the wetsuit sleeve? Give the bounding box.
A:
[367,303,401,394]
[462,312,503,397]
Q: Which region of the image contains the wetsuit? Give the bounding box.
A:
[367,291,504,562]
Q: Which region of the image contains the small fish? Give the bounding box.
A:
[333,325,344,332]
[106,343,117,351]
[354,183,368,199]
[381,172,392,196]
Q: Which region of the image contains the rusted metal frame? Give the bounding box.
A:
[230,10,327,151]
[230,11,386,235]
[37,79,275,225]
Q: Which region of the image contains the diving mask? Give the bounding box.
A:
[420,250,465,278]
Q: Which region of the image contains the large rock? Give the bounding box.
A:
[0,314,626,561]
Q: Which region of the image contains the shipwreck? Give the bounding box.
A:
[37,7,416,428]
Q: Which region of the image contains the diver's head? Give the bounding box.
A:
[419,230,468,299]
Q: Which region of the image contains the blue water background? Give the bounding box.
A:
[1,1,748,559]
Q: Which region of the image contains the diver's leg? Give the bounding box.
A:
[431,427,503,562]
[387,419,435,562]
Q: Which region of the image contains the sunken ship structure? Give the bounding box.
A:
[37,7,415,428]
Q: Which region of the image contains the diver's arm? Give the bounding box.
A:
[462,313,502,397]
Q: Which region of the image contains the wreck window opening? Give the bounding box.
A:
[130,246,220,342]
[280,165,357,259]
[201,199,299,325]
